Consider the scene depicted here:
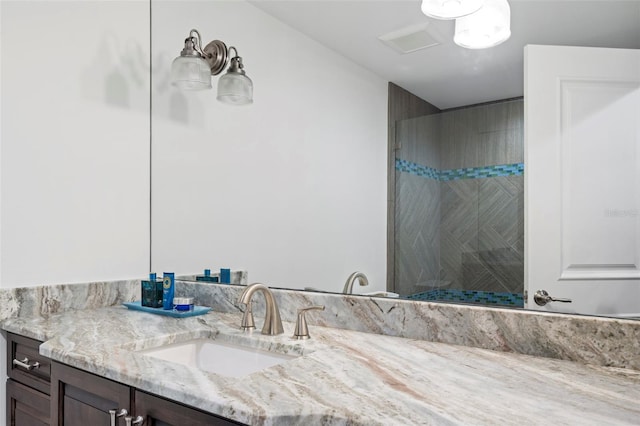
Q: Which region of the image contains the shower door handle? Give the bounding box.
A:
[534,290,572,306]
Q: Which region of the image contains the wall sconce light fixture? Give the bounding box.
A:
[171,29,253,105]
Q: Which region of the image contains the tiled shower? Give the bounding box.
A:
[394,99,524,307]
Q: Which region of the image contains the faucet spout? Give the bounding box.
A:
[343,271,369,294]
[238,283,284,335]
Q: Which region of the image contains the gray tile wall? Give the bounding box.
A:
[395,172,440,295]
[395,99,524,297]
[395,114,441,295]
[396,113,441,169]
[387,83,441,293]
[441,99,524,169]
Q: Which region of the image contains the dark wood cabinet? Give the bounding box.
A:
[50,362,247,426]
[7,379,50,426]
[7,333,51,395]
[6,332,51,426]
[134,390,245,426]
[51,362,131,425]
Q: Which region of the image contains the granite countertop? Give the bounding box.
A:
[3,306,640,425]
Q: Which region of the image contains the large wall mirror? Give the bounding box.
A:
[151,1,640,318]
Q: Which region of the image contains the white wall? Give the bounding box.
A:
[151,1,388,293]
[1,1,150,421]
[0,0,386,420]
[1,1,150,287]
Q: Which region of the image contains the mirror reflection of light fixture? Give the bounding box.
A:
[454,0,511,49]
[171,29,253,105]
[421,0,485,20]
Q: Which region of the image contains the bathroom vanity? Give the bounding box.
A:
[6,332,241,426]
[3,302,640,426]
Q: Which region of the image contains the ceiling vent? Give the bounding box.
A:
[378,24,440,54]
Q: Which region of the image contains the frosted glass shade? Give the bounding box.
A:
[454,0,511,49]
[171,55,212,90]
[217,72,253,105]
[421,0,484,20]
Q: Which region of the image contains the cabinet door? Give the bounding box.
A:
[7,379,50,426]
[134,390,246,426]
[51,362,131,426]
[7,333,51,395]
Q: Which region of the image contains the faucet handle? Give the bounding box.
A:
[293,305,325,340]
[240,301,256,331]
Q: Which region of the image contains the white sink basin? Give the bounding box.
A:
[138,338,297,378]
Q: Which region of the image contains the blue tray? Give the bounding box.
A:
[123,301,211,318]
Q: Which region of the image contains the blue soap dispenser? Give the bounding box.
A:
[162,272,175,310]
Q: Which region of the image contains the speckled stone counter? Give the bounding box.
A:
[3,307,640,425]
[177,281,640,370]
[1,280,638,371]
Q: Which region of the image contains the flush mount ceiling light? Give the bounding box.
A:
[454,0,511,49]
[421,0,484,20]
[171,29,253,105]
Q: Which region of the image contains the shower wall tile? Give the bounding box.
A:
[439,108,480,170]
[407,288,524,307]
[461,252,501,292]
[395,172,441,295]
[441,99,524,169]
[440,179,479,244]
[478,99,524,133]
[477,175,525,293]
[395,159,439,180]
[396,98,525,298]
[478,176,524,249]
[439,100,525,294]
[477,248,524,293]
[439,179,478,289]
[478,127,524,166]
[478,100,524,165]
[396,114,440,169]
[439,163,523,181]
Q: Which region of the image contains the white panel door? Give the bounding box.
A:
[525,45,640,317]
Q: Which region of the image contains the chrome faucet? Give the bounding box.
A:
[343,271,369,294]
[238,283,284,335]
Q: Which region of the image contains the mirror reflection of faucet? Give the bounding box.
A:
[238,283,284,335]
[343,271,369,294]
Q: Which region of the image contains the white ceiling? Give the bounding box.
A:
[249,0,640,109]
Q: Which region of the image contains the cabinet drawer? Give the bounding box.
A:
[7,333,51,395]
[135,390,247,426]
[6,378,50,426]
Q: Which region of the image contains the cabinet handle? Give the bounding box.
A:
[124,416,144,426]
[109,408,128,426]
[12,357,40,371]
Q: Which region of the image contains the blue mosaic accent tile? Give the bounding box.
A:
[396,159,524,182]
[395,159,439,180]
[439,163,524,181]
[405,289,524,308]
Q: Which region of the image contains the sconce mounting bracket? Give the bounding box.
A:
[203,40,229,76]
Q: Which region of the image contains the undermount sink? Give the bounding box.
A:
[137,338,298,378]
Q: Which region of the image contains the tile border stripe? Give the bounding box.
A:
[406,289,524,307]
[396,159,524,181]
